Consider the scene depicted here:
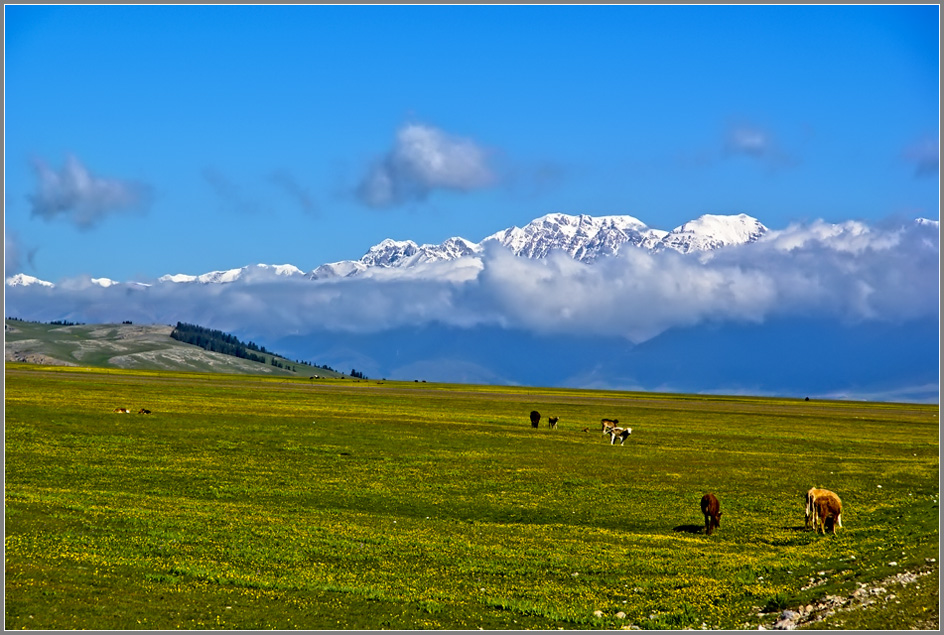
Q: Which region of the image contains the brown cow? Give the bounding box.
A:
[805,488,842,531]
[701,493,722,535]
[600,418,619,435]
[113,407,130,414]
[529,410,541,428]
[809,490,843,535]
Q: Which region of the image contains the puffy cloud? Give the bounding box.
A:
[28,155,152,229]
[5,219,938,346]
[723,122,797,169]
[356,123,495,207]
[726,124,771,158]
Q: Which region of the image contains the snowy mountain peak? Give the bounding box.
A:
[116,211,776,284]
[5,273,55,288]
[657,213,768,254]
[360,239,421,267]
[483,211,666,261]
[159,263,305,284]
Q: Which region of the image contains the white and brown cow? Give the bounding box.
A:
[607,426,632,445]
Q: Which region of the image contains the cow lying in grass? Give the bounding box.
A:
[113,407,130,414]
[701,493,721,535]
[806,488,843,534]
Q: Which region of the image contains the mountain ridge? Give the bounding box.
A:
[7,213,938,288]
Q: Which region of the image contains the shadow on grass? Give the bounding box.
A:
[673,524,704,534]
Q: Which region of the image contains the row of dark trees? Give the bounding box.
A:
[170,321,343,376]
[170,322,269,363]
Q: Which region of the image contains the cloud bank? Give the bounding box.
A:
[28,155,153,229]
[6,218,938,348]
[356,123,495,207]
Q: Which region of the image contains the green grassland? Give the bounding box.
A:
[4,364,939,629]
[3,320,346,378]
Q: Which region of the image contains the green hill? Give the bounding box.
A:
[3,319,348,378]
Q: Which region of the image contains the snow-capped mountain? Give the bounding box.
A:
[5,273,55,288]
[3,212,779,286]
[482,213,667,261]
[655,213,768,254]
[309,212,764,279]
[158,264,305,284]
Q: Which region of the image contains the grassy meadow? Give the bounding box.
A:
[4,363,939,629]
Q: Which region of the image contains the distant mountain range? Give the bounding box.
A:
[6,212,773,287]
[4,211,938,402]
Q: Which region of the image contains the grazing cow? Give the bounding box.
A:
[806,488,842,533]
[607,427,632,445]
[701,493,722,535]
[138,408,151,415]
[548,416,560,429]
[804,488,829,528]
[600,418,619,435]
[530,410,541,428]
[113,407,130,414]
[812,493,843,535]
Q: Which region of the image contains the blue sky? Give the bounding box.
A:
[4,4,938,283]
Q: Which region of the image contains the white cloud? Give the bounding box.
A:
[28,155,152,229]
[723,122,797,169]
[356,123,495,207]
[5,219,938,346]
[726,125,771,158]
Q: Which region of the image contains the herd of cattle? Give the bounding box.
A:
[113,407,151,414]
[529,411,633,445]
[529,410,844,537]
